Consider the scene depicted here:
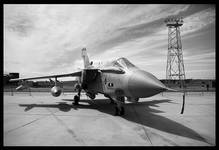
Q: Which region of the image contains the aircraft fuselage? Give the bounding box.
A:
[81,57,167,102]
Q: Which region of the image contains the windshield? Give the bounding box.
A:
[111,57,136,69]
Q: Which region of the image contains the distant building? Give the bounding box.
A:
[4,72,19,86]
[9,73,19,79]
[160,79,215,91]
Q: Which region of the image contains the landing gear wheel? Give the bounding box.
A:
[114,107,119,116]
[114,106,125,116]
[73,95,80,105]
[120,106,125,115]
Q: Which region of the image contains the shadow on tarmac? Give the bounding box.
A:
[19,98,208,144]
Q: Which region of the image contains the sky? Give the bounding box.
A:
[4,4,215,80]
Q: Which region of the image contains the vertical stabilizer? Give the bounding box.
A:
[81,48,90,69]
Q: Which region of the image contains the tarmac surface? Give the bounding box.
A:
[4,91,215,146]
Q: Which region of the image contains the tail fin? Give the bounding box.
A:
[81,48,90,69]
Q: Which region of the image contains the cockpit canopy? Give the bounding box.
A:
[107,57,136,69]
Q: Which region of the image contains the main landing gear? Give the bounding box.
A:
[73,95,80,105]
[114,96,125,116]
[86,92,96,100]
[109,97,115,104]
[115,105,125,116]
[73,88,81,105]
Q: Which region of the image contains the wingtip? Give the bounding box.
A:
[9,78,20,82]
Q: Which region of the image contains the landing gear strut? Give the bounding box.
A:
[86,92,96,100]
[109,96,115,104]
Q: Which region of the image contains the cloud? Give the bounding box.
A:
[184,51,215,64]
[4,4,215,79]
[181,7,215,35]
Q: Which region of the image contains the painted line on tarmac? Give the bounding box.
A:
[132,105,153,145]
[43,102,86,145]
[4,116,45,135]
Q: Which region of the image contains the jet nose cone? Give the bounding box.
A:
[128,70,166,98]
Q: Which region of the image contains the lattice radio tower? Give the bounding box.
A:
[164,16,186,89]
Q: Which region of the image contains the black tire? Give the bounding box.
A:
[120,107,125,115]
[73,95,80,105]
[114,107,119,116]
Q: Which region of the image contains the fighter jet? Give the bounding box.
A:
[10,48,175,116]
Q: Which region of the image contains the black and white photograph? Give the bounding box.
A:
[3,4,215,146]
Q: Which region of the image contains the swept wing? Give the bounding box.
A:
[9,71,81,82]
